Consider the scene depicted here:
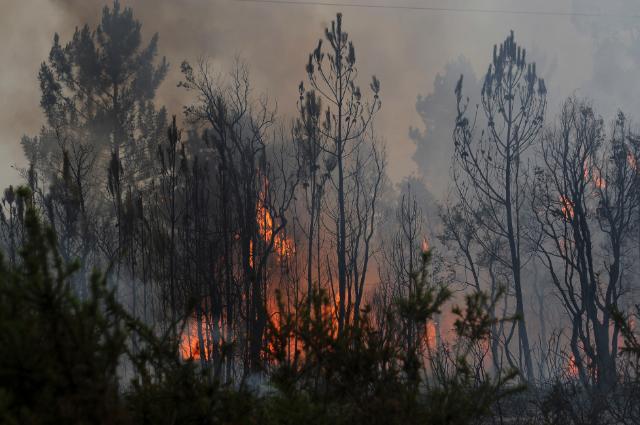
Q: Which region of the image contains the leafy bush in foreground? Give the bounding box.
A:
[0,187,517,425]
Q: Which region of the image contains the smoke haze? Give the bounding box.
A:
[1,0,639,191]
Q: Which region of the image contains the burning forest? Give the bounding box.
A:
[2,1,640,424]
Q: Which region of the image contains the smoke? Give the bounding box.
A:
[410,56,480,196]
[569,0,640,121]
[0,2,70,184]
[0,0,633,193]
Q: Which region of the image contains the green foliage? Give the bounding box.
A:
[263,249,519,425]
[0,188,518,424]
[265,290,418,425]
[0,188,254,425]
[397,250,451,328]
[613,305,640,372]
[126,363,257,425]
[0,188,129,424]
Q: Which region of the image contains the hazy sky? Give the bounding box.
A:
[1,0,639,192]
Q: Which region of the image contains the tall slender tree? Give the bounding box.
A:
[303,13,382,333]
[453,31,547,381]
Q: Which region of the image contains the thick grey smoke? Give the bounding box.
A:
[0,0,634,192]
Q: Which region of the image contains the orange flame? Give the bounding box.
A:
[265,290,339,363]
[628,151,637,171]
[180,318,210,360]
[560,195,574,220]
[593,172,605,189]
[567,354,579,378]
[252,182,294,267]
[425,320,437,350]
[257,205,294,259]
[421,236,430,253]
[584,165,606,189]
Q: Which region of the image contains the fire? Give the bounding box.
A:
[326,291,340,335]
[421,236,430,253]
[257,203,294,259]
[567,354,579,378]
[560,195,574,220]
[593,171,605,189]
[265,290,339,363]
[628,151,637,171]
[251,178,294,268]
[265,296,295,360]
[180,318,210,360]
[584,166,606,189]
[425,320,437,350]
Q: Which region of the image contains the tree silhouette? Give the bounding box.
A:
[453,31,547,381]
[302,13,382,333]
[39,0,168,152]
